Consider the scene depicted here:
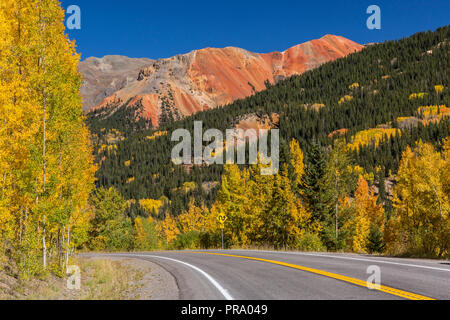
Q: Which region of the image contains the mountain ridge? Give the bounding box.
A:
[87,26,449,216]
[81,35,363,127]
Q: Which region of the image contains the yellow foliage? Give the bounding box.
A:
[347,128,400,150]
[342,177,384,253]
[134,216,158,250]
[396,117,411,123]
[348,165,374,184]
[409,92,427,100]
[178,199,208,233]
[139,199,163,215]
[434,85,444,93]
[146,131,168,140]
[310,103,325,111]
[182,181,197,193]
[351,214,371,253]
[383,215,405,255]
[134,217,147,249]
[204,204,224,233]
[390,142,450,257]
[338,95,353,105]
[98,144,118,154]
[0,0,96,273]
[210,151,318,249]
[214,164,252,247]
[417,105,450,118]
[289,139,304,186]
[160,213,180,244]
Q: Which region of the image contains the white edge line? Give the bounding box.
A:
[234,250,450,273]
[106,253,234,300]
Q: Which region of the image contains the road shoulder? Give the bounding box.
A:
[83,256,180,300]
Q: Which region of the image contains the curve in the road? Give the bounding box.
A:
[130,254,234,300]
[253,250,450,273]
[194,252,435,300]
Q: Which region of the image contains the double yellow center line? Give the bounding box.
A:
[193,252,435,300]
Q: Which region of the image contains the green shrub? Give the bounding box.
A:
[172,232,201,250]
[295,232,327,252]
[367,226,385,254]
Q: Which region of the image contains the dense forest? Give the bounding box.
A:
[0,0,96,278]
[88,26,449,216]
[81,26,450,258]
[1,0,448,282]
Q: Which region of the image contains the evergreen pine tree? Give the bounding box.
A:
[301,142,332,223]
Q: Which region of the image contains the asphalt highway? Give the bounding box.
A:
[87,250,450,300]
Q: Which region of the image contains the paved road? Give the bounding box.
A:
[87,250,450,300]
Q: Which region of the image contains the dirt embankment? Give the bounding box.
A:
[0,256,179,300]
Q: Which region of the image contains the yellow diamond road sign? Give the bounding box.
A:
[217,213,227,228]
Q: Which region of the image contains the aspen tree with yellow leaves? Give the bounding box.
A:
[89,187,134,251]
[1,1,448,281]
[0,0,95,276]
[245,161,275,244]
[289,139,305,189]
[160,212,180,245]
[178,198,207,234]
[214,164,252,247]
[388,141,449,257]
[134,216,159,250]
[0,0,22,256]
[207,143,320,250]
[326,140,359,249]
[341,177,385,253]
[264,165,311,249]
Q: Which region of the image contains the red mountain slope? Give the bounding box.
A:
[82,35,363,127]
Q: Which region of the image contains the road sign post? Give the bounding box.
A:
[217,213,227,250]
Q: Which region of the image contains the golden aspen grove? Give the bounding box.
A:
[1,0,450,293]
[0,0,95,278]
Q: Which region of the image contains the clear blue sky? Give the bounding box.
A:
[61,0,450,61]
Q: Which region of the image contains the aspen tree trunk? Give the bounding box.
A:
[20,207,28,245]
[61,226,65,269]
[1,174,6,198]
[42,218,47,268]
[335,158,339,245]
[19,207,23,244]
[58,149,63,266]
[57,225,61,266]
[42,90,47,269]
[65,225,70,268]
[335,202,339,243]
[38,0,47,270]
[431,186,444,257]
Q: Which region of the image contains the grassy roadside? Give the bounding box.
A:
[79,258,144,300]
[0,257,145,300]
